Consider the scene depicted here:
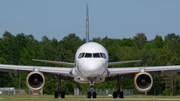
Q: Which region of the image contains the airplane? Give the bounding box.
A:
[1,4,180,99]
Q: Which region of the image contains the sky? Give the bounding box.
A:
[0,0,180,41]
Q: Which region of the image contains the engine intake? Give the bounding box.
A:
[134,72,153,92]
[26,71,45,91]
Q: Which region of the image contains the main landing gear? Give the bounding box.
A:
[87,78,97,98]
[54,75,71,98]
[112,75,124,98]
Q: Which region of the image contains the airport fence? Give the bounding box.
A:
[133,89,163,95]
[0,88,43,95]
[0,88,151,96]
[1,87,180,96]
[75,89,134,96]
[76,88,180,96]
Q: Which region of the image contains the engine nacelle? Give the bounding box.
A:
[134,72,153,92]
[26,71,45,91]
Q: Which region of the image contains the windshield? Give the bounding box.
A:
[78,53,85,58]
[100,53,107,59]
[93,53,101,58]
[85,53,92,58]
[78,53,106,59]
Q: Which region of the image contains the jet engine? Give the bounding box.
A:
[134,72,153,92]
[26,71,45,91]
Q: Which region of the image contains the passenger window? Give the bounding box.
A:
[85,53,92,58]
[100,53,106,59]
[78,53,85,58]
[93,53,100,58]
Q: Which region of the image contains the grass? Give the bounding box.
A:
[1,94,180,98]
[125,95,180,98]
[0,95,180,101]
[0,99,179,101]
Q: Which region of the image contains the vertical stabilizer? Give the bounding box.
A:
[86,4,89,43]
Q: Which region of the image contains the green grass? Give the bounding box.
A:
[0,99,179,101]
[0,100,174,101]
[0,95,180,101]
[1,94,180,98]
[125,95,180,98]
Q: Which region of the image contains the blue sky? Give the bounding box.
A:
[0,0,180,41]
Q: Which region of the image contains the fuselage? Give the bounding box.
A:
[73,42,109,83]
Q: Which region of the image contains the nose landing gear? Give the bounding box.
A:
[87,78,97,98]
[87,82,96,98]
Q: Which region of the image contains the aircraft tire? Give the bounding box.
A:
[87,92,91,98]
[120,91,123,98]
[92,92,96,98]
[54,91,58,98]
[113,91,117,98]
[61,91,65,98]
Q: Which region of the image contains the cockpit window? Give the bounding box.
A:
[78,53,85,58]
[78,53,106,59]
[100,53,107,59]
[85,53,92,58]
[93,53,101,58]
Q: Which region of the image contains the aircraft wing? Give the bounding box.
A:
[32,59,74,66]
[108,60,141,66]
[0,64,73,77]
[107,65,180,77]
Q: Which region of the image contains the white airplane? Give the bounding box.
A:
[1,4,180,99]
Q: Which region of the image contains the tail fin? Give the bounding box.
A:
[86,4,89,43]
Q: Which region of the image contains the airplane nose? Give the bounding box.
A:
[86,62,99,74]
[80,59,104,77]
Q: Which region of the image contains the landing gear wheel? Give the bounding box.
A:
[92,92,96,98]
[111,75,123,98]
[113,91,117,98]
[61,91,65,98]
[54,91,58,98]
[87,92,91,98]
[120,91,124,98]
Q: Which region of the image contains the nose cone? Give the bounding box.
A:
[85,60,101,75]
[79,59,105,77]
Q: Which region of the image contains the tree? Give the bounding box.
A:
[132,33,147,50]
[163,73,178,96]
[91,37,101,43]
[20,38,41,65]
[0,39,6,64]
[167,40,180,58]
[152,74,164,94]
[158,45,180,66]
[151,35,164,49]
[140,49,159,66]
[158,44,180,96]
[2,31,14,39]
[165,33,180,42]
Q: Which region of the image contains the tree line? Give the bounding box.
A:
[0,31,180,96]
